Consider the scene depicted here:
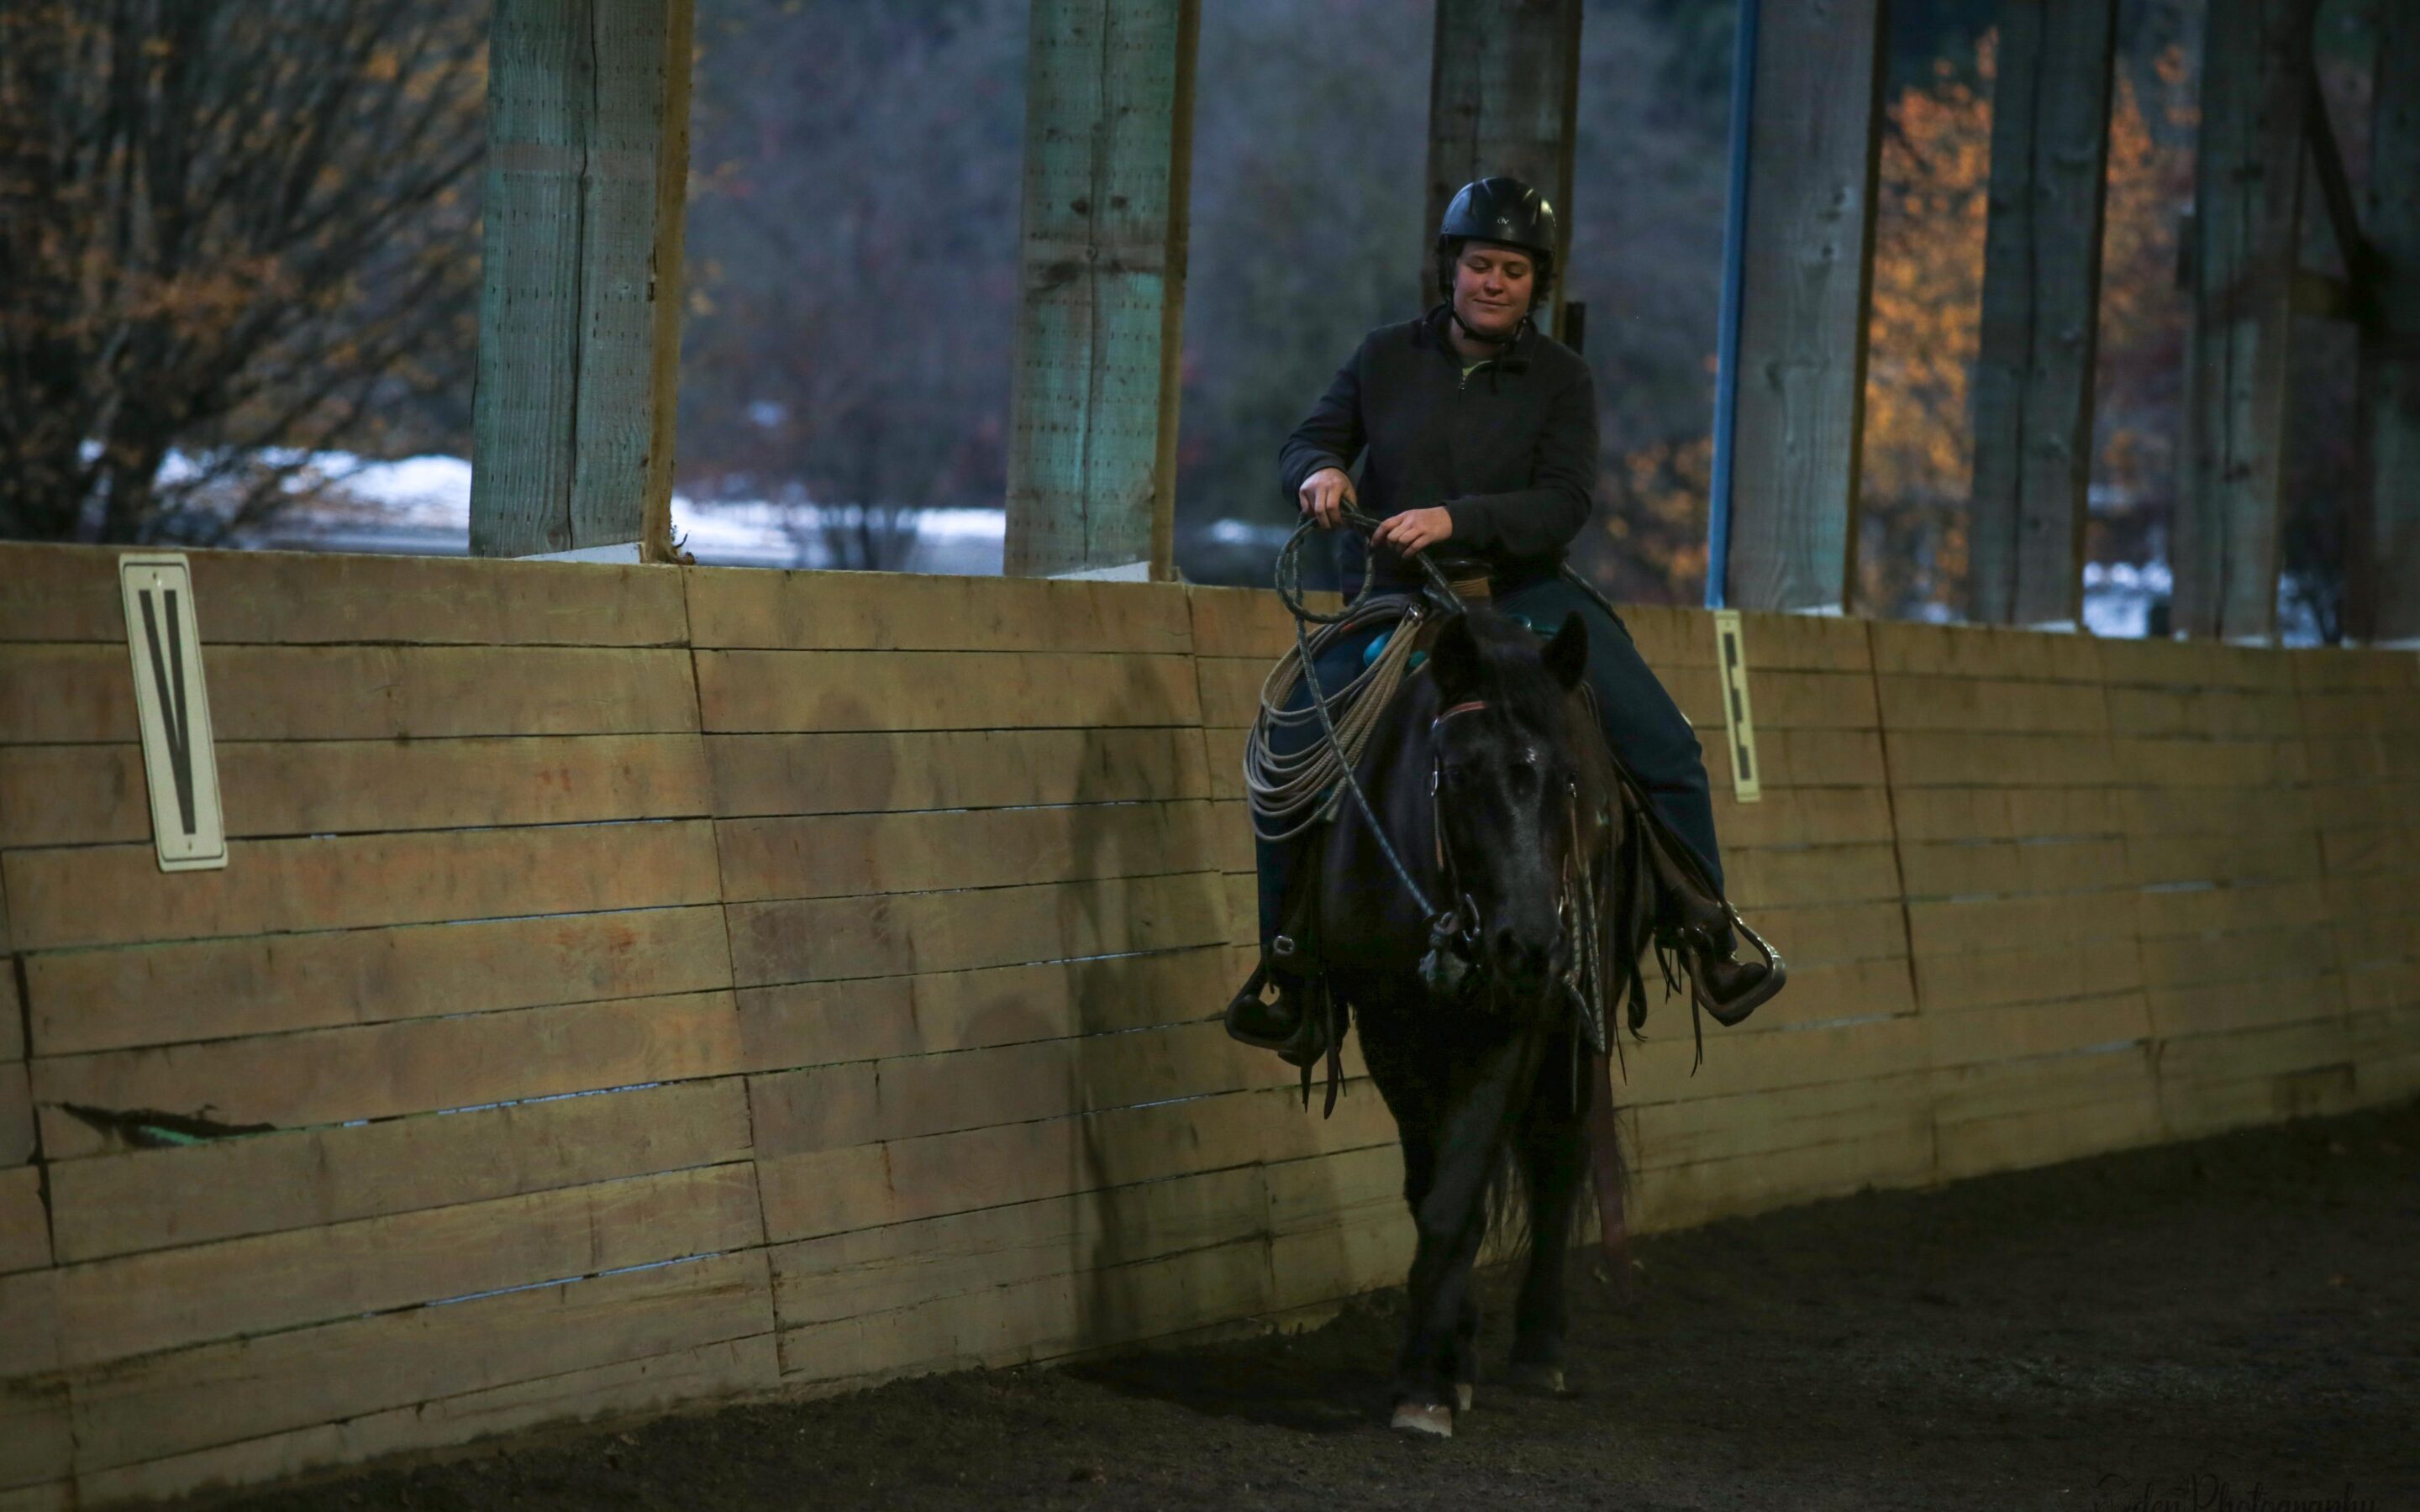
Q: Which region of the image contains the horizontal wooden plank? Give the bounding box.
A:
[0,1166,47,1275]
[1882,729,2118,787]
[717,801,1218,903]
[55,1163,763,1370]
[1735,899,1909,969]
[706,727,1210,816]
[2119,827,2323,885]
[1186,585,1340,659]
[79,1336,777,1510]
[1907,890,2141,956]
[1626,1070,1933,1170]
[0,1377,70,1493]
[0,644,698,744]
[0,543,691,647]
[726,871,1229,987]
[1934,1083,2165,1182]
[0,734,712,848]
[1923,991,2152,1068]
[2153,1016,2357,1085]
[2146,973,2346,1040]
[2156,1062,2360,1140]
[2139,879,2328,938]
[49,1078,751,1263]
[2106,685,2301,738]
[2119,785,2316,838]
[769,1165,1269,1330]
[6,819,722,951]
[0,1064,27,1164]
[2096,635,2294,690]
[2111,735,2306,787]
[1889,785,2121,843]
[0,1268,59,1377]
[2136,923,2333,990]
[26,903,731,1057]
[1708,785,1896,848]
[737,945,1239,1069]
[1912,936,2143,1013]
[1728,611,1873,674]
[686,566,1192,654]
[1932,1040,2157,1126]
[1632,1125,1934,1234]
[1875,674,2108,733]
[754,1021,1277,1157]
[34,990,744,1160]
[1717,956,1914,1033]
[776,1236,1270,1386]
[1623,1015,1928,1104]
[66,1248,772,1473]
[1896,837,2129,900]
[1666,667,1878,732]
[1725,842,1902,908]
[695,649,1200,733]
[1867,621,2101,681]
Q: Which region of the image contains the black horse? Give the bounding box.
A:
[1312,603,1631,1437]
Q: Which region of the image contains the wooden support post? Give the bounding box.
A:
[2353,1,2420,645]
[1423,0,1585,339]
[1968,0,2119,627]
[2172,0,2317,641]
[1002,0,1201,581]
[471,0,694,562]
[1719,0,1890,614]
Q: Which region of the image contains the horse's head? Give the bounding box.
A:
[1424,606,1591,998]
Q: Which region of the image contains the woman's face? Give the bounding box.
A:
[1452,241,1536,337]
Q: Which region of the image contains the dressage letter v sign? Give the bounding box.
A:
[118,554,227,872]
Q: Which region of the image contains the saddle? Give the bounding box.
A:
[1228,580,1786,1083]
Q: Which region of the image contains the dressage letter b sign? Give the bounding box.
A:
[118,554,228,872]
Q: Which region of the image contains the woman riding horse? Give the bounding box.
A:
[1227,175,1778,1063]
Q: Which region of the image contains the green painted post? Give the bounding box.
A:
[1002,0,1202,580]
[471,0,693,561]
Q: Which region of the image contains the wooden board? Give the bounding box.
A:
[0,644,699,745]
[776,1236,1270,1387]
[25,904,731,1057]
[0,1065,28,1164]
[737,946,1234,1070]
[0,734,713,848]
[686,568,1191,654]
[1912,937,2143,1014]
[716,800,1218,903]
[0,1378,71,1494]
[768,1165,1268,1330]
[54,1163,762,1370]
[1882,729,2118,787]
[49,1078,750,1263]
[695,650,1200,733]
[80,1336,776,1510]
[65,1248,773,1472]
[1923,990,2152,1068]
[0,543,690,647]
[33,991,745,1160]
[1889,785,2120,843]
[0,1166,47,1276]
[1868,621,2102,680]
[752,1026,1276,1160]
[1895,839,2129,900]
[1876,675,2109,733]
[6,820,722,952]
[724,872,1228,988]
[1634,1125,1935,1235]
[707,727,1209,816]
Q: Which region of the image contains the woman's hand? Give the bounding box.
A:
[1373,507,1454,555]
[1297,466,1356,528]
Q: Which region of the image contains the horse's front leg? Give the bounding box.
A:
[1508,1030,1591,1393]
[1392,1030,1542,1436]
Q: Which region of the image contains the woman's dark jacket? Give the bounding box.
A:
[1278,305,1598,589]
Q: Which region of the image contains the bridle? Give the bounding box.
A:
[1422,696,1586,1005]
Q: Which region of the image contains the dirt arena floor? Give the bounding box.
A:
[229,1098,2419,1512]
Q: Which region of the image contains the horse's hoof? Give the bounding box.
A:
[1505,1362,1566,1395]
[1391,1401,1455,1438]
[1455,1381,1474,1414]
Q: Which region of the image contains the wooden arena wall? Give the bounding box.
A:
[0,543,2412,1507]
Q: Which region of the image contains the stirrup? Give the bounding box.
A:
[1677,912,1786,1028]
[1223,941,1332,1068]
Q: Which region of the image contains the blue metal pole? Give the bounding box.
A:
[1703,0,1760,611]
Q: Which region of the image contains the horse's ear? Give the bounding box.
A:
[1430,612,1481,699]
[1543,611,1588,690]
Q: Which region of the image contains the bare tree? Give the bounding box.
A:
[0,0,484,544]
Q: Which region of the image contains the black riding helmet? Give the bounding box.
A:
[1434,176,1558,306]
